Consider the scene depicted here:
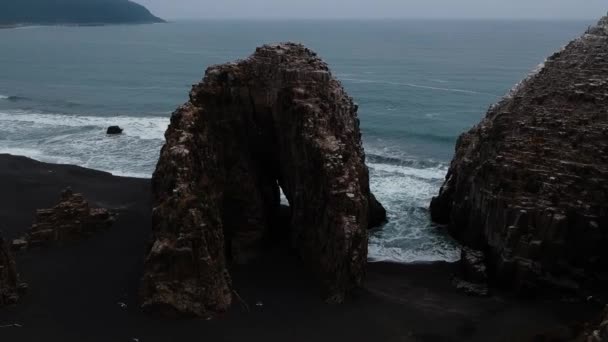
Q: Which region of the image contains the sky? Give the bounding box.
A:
[135,0,607,20]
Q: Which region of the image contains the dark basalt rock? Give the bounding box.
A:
[0,233,20,306]
[577,306,608,342]
[431,17,608,293]
[141,43,386,317]
[452,247,489,296]
[106,126,123,135]
[14,188,114,249]
[369,193,388,228]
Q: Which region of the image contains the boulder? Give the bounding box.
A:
[460,247,488,284]
[452,247,489,296]
[106,126,123,135]
[141,43,386,317]
[369,193,388,228]
[430,17,608,293]
[16,188,114,248]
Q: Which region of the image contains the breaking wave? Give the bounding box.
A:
[365,146,460,263]
[0,110,169,178]
[340,77,501,97]
[0,110,169,140]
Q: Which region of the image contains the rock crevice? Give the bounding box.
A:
[142,43,386,317]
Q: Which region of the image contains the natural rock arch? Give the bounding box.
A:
[141,43,386,317]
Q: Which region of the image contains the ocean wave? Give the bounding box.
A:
[369,162,446,181]
[7,95,29,102]
[0,110,169,140]
[367,153,447,170]
[369,240,460,263]
[0,110,166,178]
[0,95,30,102]
[340,77,500,97]
[12,25,44,30]
[429,79,450,84]
[0,147,82,168]
[0,148,153,179]
[408,132,457,144]
[365,149,460,263]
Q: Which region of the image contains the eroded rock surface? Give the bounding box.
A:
[15,188,114,249]
[142,43,386,317]
[452,247,489,296]
[578,306,608,342]
[0,234,19,306]
[431,17,608,292]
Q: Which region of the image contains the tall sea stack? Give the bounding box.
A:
[431,17,608,292]
[141,43,386,317]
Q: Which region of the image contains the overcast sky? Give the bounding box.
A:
[135,0,607,20]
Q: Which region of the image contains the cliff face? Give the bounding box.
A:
[141,43,386,317]
[0,234,19,306]
[0,0,164,25]
[431,17,608,292]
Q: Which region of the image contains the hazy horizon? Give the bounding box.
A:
[134,0,606,20]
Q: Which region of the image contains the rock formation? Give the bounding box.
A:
[0,233,20,306]
[141,43,386,317]
[452,247,489,296]
[14,188,114,249]
[578,306,608,342]
[106,126,123,135]
[431,17,608,293]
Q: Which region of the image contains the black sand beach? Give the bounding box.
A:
[0,154,599,341]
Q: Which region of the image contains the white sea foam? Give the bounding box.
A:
[0,110,167,178]
[12,25,44,30]
[0,147,45,158]
[0,95,8,100]
[0,147,82,166]
[369,241,460,263]
[0,110,169,140]
[369,162,446,181]
[366,155,460,263]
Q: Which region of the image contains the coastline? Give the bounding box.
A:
[0,21,166,30]
[0,153,600,341]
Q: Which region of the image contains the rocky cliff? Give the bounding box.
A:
[0,234,19,306]
[431,17,608,293]
[141,43,386,317]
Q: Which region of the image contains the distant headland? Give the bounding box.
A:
[0,0,164,27]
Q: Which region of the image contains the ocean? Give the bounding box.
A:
[0,19,593,263]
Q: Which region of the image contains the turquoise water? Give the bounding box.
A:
[0,20,593,262]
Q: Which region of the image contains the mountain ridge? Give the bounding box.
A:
[0,0,164,26]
